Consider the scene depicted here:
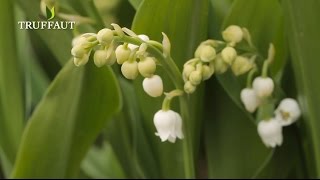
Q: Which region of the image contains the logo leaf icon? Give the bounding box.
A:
[46,6,55,20]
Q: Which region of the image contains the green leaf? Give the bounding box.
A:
[81,142,125,178]
[131,0,208,178]
[106,78,158,178]
[282,0,320,177]
[204,79,271,178]
[0,0,24,176]
[11,60,121,178]
[129,0,142,10]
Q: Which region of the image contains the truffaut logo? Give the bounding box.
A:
[43,6,55,20]
[18,6,75,30]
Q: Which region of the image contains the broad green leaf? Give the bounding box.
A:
[16,0,73,65]
[11,60,121,178]
[132,0,208,178]
[205,79,270,178]
[216,0,287,112]
[106,78,159,178]
[283,0,320,177]
[81,142,125,178]
[0,0,24,176]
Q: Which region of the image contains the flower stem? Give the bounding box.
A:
[262,60,269,78]
[114,35,195,178]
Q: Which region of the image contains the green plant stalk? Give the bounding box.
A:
[114,36,195,178]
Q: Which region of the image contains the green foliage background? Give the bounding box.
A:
[0,0,319,178]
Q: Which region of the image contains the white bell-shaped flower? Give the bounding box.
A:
[153,110,184,143]
[142,75,163,97]
[275,98,301,126]
[240,88,260,113]
[128,34,150,50]
[252,77,274,98]
[257,119,283,148]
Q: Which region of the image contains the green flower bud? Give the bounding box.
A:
[184,81,196,94]
[74,54,89,67]
[121,61,139,80]
[189,70,202,85]
[71,45,87,58]
[222,25,244,44]
[94,50,116,67]
[202,63,214,80]
[138,57,156,78]
[183,64,196,81]
[97,28,114,46]
[115,45,131,64]
[195,45,216,62]
[214,55,229,74]
[231,56,253,76]
[221,46,237,65]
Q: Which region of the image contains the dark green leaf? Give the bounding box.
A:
[283,0,320,177]
[11,60,121,178]
[0,0,24,176]
[132,0,208,177]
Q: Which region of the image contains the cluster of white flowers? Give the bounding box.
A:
[71,24,183,143]
[183,25,255,94]
[240,72,301,148]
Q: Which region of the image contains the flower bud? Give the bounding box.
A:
[189,70,202,85]
[195,45,216,62]
[202,63,214,80]
[71,45,87,58]
[222,25,243,44]
[121,61,139,80]
[115,45,131,64]
[142,75,163,97]
[240,88,260,113]
[252,77,274,98]
[93,50,116,67]
[214,55,229,74]
[275,98,301,126]
[184,81,196,94]
[183,64,195,81]
[72,36,87,47]
[128,34,150,50]
[138,57,156,78]
[258,119,283,148]
[231,56,253,76]
[73,54,89,67]
[97,28,114,46]
[221,46,237,65]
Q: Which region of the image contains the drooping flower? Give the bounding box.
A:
[97,28,114,46]
[275,98,301,126]
[221,46,237,65]
[121,61,139,80]
[153,110,184,143]
[252,77,274,98]
[115,45,131,64]
[240,88,260,113]
[142,75,163,97]
[257,118,283,148]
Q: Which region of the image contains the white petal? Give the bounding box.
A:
[240,88,260,113]
[143,75,163,97]
[128,34,150,50]
[275,98,301,126]
[257,119,283,148]
[167,135,177,143]
[153,110,176,142]
[173,112,184,139]
[252,77,274,98]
